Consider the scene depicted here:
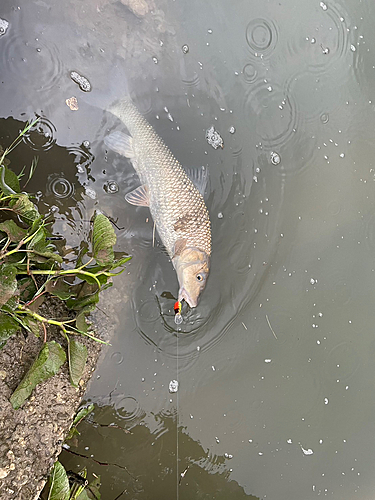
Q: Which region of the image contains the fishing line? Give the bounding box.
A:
[173,300,183,497]
[176,329,180,500]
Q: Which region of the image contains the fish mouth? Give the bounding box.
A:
[178,288,197,308]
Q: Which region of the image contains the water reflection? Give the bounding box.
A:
[58,404,258,500]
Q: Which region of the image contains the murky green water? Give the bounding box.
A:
[2,0,375,498]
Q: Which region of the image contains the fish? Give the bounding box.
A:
[104,98,211,308]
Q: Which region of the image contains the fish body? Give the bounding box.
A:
[105,98,211,307]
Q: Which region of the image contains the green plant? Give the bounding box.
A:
[47,461,101,500]
[0,122,130,409]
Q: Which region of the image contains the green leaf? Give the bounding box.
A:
[66,291,99,312]
[73,404,95,426]
[0,264,18,307]
[92,213,116,265]
[76,476,101,500]
[2,294,19,312]
[0,165,20,194]
[10,340,66,409]
[9,194,40,223]
[66,404,94,441]
[0,312,20,347]
[45,279,73,301]
[18,277,37,302]
[7,251,27,266]
[75,309,89,333]
[48,461,70,500]
[67,338,87,387]
[22,316,40,337]
[0,220,27,242]
[109,255,131,270]
[27,225,48,251]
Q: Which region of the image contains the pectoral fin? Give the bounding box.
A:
[125,185,150,207]
[173,238,187,257]
[104,131,135,159]
[185,166,209,196]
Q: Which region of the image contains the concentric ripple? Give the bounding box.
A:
[115,396,145,423]
[2,31,63,91]
[245,18,278,58]
[243,63,258,84]
[181,72,200,88]
[67,143,94,173]
[244,81,299,150]
[23,115,56,151]
[46,173,74,199]
[327,342,360,382]
[286,2,350,74]
[284,70,342,124]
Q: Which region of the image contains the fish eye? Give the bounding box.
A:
[196,273,204,282]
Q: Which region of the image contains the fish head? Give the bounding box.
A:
[173,247,210,308]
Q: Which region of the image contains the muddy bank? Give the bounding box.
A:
[0,296,108,500]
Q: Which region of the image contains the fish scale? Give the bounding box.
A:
[109,98,211,259]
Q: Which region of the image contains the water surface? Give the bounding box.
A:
[2,0,375,498]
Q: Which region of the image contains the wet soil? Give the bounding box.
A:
[0,296,104,500]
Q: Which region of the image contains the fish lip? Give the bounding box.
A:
[179,288,197,308]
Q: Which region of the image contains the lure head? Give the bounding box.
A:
[173,246,210,308]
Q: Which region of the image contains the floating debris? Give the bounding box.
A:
[85,187,97,199]
[206,125,224,149]
[270,151,281,165]
[70,71,91,92]
[300,445,314,456]
[103,181,119,194]
[66,96,79,111]
[169,380,179,393]
[229,126,236,134]
[0,18,9,36]
[182,44,189,54]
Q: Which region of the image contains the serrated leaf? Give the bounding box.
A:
[0,264,17,307]
[0,165,20,194]
[10,340,66,409]
[0,220,27,242]
[9,194,40,222]
[48,461,70,500]
[92,213,116,265]
[0,312,20,346]
[68,338,87,387]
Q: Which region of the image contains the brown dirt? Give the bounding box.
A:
[0,296,105,500]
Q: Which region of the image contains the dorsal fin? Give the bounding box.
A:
[185,167,209,197]
[104,131,135,159]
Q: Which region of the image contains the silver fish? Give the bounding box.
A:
[104,98,211,308]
